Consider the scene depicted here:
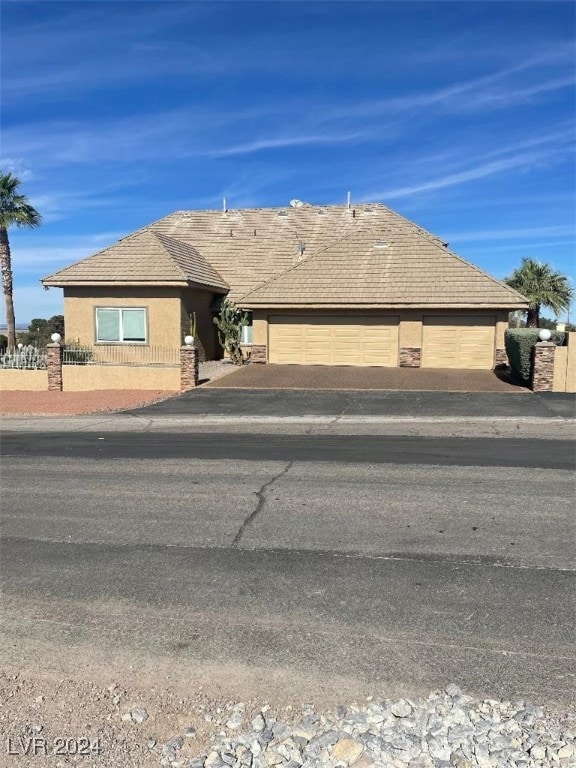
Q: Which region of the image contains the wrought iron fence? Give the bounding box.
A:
[0,345,47,370]
[62,344,180,367]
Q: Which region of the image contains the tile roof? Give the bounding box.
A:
[42,230,229,291]
[42,203,528,308]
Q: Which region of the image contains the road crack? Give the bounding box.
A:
[306,399,355,434]
[231,461,294,547]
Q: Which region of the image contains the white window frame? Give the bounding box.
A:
[95,307,148,344]
[240,313,253,345]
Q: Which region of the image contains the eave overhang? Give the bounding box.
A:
[42,279,229,293]
[237,301,529,311]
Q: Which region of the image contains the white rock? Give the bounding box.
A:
[252,715,266,732]
[205,751,222,768]
[391,701,413,719]
[331,739,364,764]
[130,706,148,724]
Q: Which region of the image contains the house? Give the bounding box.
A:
[42,202,528,369]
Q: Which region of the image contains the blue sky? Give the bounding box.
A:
[2,0,575,324]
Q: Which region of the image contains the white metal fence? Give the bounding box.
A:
[62,344,180,367]
[0,345,47,370]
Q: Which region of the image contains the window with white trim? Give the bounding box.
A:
[95,308,147,343]
[240,313,253,344]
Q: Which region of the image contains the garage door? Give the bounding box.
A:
[269,315,399,366]
[422,316,495,369]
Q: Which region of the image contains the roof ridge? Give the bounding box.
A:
[237,225,375,302]
[153,231,229,288]
[41,228,158,282]
[164,203,383,214]
[381,206,528,301]
[150,231,189,281]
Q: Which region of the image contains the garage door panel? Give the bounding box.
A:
[422,316,495,369]
[269,316,399,366]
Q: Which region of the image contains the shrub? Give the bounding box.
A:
[0,334,7,352]
[504,329,566,386]
[0,345,47,370]
[63,341,94,365]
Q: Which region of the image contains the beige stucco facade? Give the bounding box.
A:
[0,369,47,391]
[180,287,220,361]
[63,365,180,391]
[64,287,183,348]
[553,333,576,393]
[64,286,220,361]
[60,284,515,370]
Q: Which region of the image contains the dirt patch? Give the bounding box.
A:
[0,362,237,417]
[0,390,177,417]
[0,644,374,768]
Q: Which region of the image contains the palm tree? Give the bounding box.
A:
[505,257,573,328]
[0,171,42,349]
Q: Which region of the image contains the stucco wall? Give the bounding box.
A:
[180,287,220,361]
[495,313,509,348]
[0,369,47,391]
[553,333,576,393]
[64,287,183,348]
[63,365,180,391]
[253,311,268,346]
[398,312,423,348]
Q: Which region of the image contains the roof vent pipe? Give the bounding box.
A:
[347,191,351,209]
[223,197,227,213]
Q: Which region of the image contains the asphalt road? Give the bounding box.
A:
[128,389,576,419]
[1,427,575,706]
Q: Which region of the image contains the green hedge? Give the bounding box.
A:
[504,329,566,386]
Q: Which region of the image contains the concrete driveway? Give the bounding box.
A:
[206,363,527,392]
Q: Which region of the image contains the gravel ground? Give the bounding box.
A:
[2,671,574,768]
[205,365,526,393]
[0,361,236,417]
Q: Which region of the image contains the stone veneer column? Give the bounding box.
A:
[531,342,556,392]
[46,342,63,391]
[180,346,199,390]
[494,348,508,368]
[399,347,421,367]
[250,345,267,363]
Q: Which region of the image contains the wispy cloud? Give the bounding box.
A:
[446,225,576,242]
[363,127,574,201]
[366,156,545,200]
[0,157,34,180]
[465,239,576,255]
[320,51,575,124]
[206,131,368,158]
[10,233,125,276]
[2,4,224,103]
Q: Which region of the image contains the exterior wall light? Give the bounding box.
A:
[538,329,552,341]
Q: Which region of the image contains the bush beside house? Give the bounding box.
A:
[504,328,566,386]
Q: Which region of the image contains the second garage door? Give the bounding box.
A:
[268,315,399,366]
[422,316,495,369]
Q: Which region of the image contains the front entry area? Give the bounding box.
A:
[268,315,399,366]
